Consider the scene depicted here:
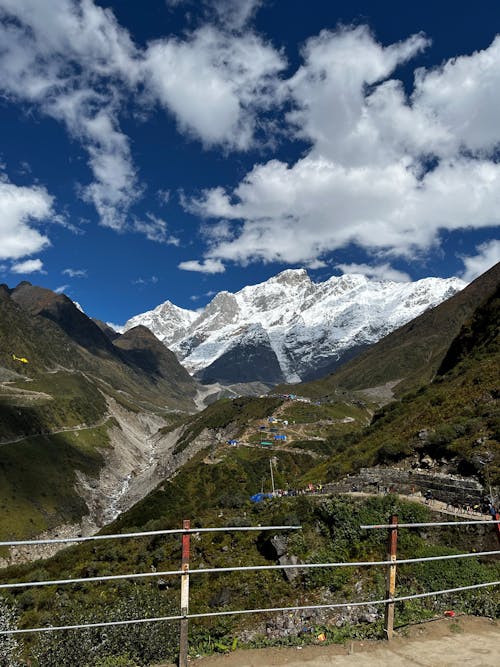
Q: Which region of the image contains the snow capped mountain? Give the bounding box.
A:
[124,300,198,346]
[123,269,466,385]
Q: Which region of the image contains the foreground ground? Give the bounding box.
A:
[158,616,499,666]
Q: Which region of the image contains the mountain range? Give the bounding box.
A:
[124,269,466,385]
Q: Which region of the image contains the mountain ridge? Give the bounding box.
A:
[124,269,466,385]
[287,261,500,400]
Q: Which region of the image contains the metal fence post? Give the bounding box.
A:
[179,519,190,667]
[384,514,398,640]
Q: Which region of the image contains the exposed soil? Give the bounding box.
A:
[158,616,500,666]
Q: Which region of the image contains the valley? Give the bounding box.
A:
[0,263,498,666]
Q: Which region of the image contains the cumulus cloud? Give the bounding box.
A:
[178,258,225,273]
[0,0,142,231]
[10,258,45,274]
[143,25,286,149]
[189,28,500,268]
[0,179,53,260]
[335,262,411,282]
[62,268,87,278]
[0,0,286,235]
[460,240,500,282]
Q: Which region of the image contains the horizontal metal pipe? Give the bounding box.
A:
[2,549,499,590]
[1,580,498,635]
[361,519,500,529]
[0,525,301,548]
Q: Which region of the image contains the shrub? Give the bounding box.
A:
[0,597,21,667]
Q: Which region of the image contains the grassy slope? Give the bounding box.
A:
[1,385,498,663]
[1,489,499,665]
[0,288,198,541]
[307,285,500,484]
[0,426,110,539]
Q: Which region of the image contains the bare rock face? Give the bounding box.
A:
[278,554,303,582]
[420,454,436,469]
[270,534,288,558]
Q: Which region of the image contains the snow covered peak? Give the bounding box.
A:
[272,268,310,285]
[124,299,197,346]
[124,269,467,384]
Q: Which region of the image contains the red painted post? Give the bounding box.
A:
[384,514,398,640]
[179,519,190,667]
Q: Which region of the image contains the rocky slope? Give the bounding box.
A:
[124,269,465,385]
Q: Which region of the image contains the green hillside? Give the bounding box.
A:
[307,284,500,484]
[0,283,199,541]
[2,486,499,666]
[1,281,499,664]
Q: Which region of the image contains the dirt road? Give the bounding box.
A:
[158,617,499,666]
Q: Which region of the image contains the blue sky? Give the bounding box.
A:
[0,0,499,324]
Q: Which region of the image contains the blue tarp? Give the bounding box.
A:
[250,493,274,503]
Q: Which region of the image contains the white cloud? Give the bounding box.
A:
[133,214,180,244]
[62,268,87,278]
[304,259,328,270]
[143,25,286,149]
[178,258,225,273]
[10,258,45,274]
[460,240,500,282]
[413,36,500,156]
[0,1,286,234]
[0,179,53,260]
[189,28,500,267]
[286,26,430,165]
[335,262,411,282]
[165,0,263,30]
[54,284,70,294]
[0,0,141,230]
[157,189,171,205]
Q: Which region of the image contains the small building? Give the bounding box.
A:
[260,440,273,447]
[227,439,238,445]
[274,434,287,441]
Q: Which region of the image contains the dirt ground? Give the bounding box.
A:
[159,616,500,667]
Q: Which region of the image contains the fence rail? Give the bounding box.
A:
[1,515,499,667]
[3,579,500,636]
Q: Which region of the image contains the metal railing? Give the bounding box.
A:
[1,516,499,666]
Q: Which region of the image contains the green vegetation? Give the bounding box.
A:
[0,373,107,441]
[280,400,369,424]
[171,396,283,454]
[0,423,110,540]
[308,286,500,484]
[1,494,499,665]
